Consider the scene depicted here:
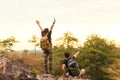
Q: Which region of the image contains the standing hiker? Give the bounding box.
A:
[36,18,56,74]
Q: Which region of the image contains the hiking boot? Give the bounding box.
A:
[45,71,49,74]
[48,72,53,75]
[49,69,53,74]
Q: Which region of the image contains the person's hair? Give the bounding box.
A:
[64,51,70,58]
[44,28,49,34]
[42,28,49,36]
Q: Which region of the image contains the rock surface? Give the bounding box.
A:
[0,55,90,80]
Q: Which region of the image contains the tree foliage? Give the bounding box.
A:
[79,34,116,80]
[28,35,39,54]
[0,36,18,52]
[54,32,79,50]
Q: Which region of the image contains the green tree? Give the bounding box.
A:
[55,32,79,50]
[28,35,39,54]
[0,39,2,50]
[106,47,120,80]
[79,34,116,80]
[0,36,18,52]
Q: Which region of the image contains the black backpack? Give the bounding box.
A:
[67,57,81,76]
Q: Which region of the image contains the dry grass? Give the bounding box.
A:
[3,51,63,75]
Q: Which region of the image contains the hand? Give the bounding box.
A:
[74,51,80,58]
[36,20,40,25]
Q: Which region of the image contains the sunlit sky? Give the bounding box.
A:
[0,0,120,50]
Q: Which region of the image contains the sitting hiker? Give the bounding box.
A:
[62,51,86,78]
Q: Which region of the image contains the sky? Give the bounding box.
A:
[0,0,120,50]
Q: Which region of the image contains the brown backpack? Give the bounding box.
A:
[40,33,52,51]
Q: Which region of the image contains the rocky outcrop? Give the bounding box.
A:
[0,55,38,80]
[0,55,90,80]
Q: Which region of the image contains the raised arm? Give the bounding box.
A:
[73,51,80,58]
[36,20,43,31]
[50,18,56,31]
